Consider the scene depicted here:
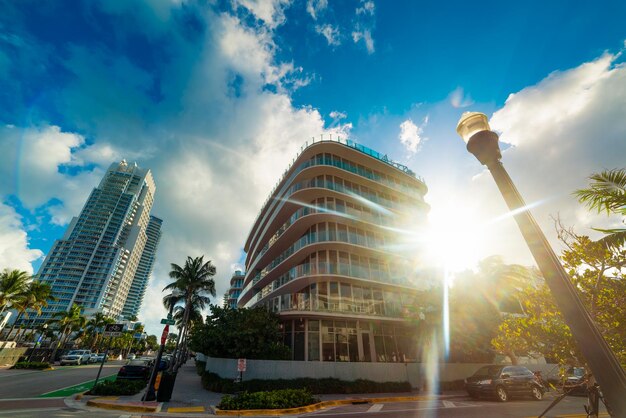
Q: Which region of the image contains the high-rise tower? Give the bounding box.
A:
[239,138,436,362]
[32,160,161,324]
[122,215,162,319]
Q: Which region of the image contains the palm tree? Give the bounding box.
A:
[9,281,55,341]
[0,269,30,314]
[575,168,626,249]
[86,313,115,351]
[48,304,87,362]
[164,256,216,372]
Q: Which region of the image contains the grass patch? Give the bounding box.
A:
[12,361,51,370]
[218,389,319,410]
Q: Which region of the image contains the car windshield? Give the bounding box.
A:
[67,351,81,355]
[472,366,503,377]
[572,368,585,377]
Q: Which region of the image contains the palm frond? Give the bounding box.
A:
[575,168,626,214]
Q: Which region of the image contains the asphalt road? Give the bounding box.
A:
[301,395,610,418]
[0,362,123,399]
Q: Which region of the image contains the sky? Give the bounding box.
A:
[1,0,625,336]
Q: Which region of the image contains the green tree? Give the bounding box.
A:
[145,334,159,351]
[491,221,626,365]
[48,304,87,361]
[575,168,626,249]
[164,256,216,371]
[0,269,30,314]
[449,256,538,364]
[189,305,291,360]
[8,281,55,341]
[86,313,115,351]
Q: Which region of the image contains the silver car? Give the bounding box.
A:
[60,349,92,365]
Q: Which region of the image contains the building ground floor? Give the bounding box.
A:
[280,316,423,363]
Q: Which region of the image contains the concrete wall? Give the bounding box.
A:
[0,347,27,367]
[198,354,560,388]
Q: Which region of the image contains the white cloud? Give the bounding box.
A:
[0,125,102,224]
[306,0,328,20]
[356,0,375,15]
[399,117,428,154]
[449,86,474,108]
[0,202,42,273]
[234,0,292,29]
[330,110,347,122]
[352,29,374,54]
[315,24,341,46]
[486,51,626,239]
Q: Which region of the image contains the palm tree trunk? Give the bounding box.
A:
[50,325,69,363]
[172,296,192,372]
[7,311,24,341]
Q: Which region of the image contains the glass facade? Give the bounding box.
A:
[241,140,435,362]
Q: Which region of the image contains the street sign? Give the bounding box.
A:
[133,332,143,339]
[103,323,124,337]
[161,325,169,345]
[237,358,246,372]
[160,318,176,325]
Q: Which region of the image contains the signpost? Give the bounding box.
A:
[94,323,125,387]
[237,358,246,383]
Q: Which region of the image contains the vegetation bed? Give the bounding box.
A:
[218,389,319,410]
[202,372,411,394]
[88,379,147,396]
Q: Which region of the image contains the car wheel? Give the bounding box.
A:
[496,386,508,402]
[531,386,543,400]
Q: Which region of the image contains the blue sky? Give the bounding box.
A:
[1,0,625,335]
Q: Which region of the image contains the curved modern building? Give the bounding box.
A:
[239,138,436,362]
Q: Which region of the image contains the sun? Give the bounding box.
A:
[422,201,486,275]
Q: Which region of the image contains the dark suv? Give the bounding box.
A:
[465,365,545,401]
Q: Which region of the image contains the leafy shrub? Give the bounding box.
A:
[195,360,206,375]
[12,361,50,370]
[218,389,319,410]
[88,379,147,396]
[201,372,412,394]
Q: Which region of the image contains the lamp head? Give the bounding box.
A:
[456,112,491,143]
[456,111,501,166]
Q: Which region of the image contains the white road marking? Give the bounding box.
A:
[442,400,456,408]
[367,404,384,412]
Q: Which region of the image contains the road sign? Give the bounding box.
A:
[237,358,246,372]
[161,325,169,345]
[133,332,143,339]
[160,318,176,325]
[103,323,124,337]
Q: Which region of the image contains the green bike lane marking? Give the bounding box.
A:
[37,374,117,398]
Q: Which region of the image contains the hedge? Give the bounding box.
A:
[12,361,50,370]
[218,389,319,410]
[196,360,206,375]
[88,379,147,396]
[201,372,412,394]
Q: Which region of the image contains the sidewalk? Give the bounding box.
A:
[162,362,222,413]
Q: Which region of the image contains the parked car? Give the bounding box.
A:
[89,353,107,363]
[117,359,153,381]
[465,365,545,402]
[126,353,136,360]
[60,349,92,365]
[563,367,587,395]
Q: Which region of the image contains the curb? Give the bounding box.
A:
[86,398,160,413]
[215,395,433,416]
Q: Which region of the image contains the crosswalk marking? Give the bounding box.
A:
[367,403,384,412]
[442,400,456,408]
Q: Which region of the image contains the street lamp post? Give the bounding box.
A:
[456,112,626,417]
